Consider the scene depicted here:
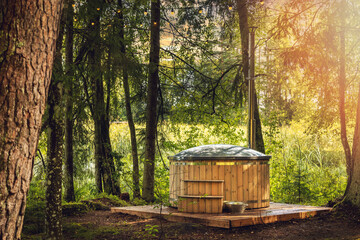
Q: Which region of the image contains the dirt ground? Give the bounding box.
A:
[61,208,360,240]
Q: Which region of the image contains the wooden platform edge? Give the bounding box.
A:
[230,208,332,228]
[111,205,332,229]
[110,207,230,228]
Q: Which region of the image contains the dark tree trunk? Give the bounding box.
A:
[118,0,140,198]
[0,0,63,239]
[88,0,120,195]
[45,10,65,240]
[87,1,103,193]
[142,0,161,202]
[236,0,265,153]
[64,0,76,203]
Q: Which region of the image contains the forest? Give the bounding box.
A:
[1,0,360,239]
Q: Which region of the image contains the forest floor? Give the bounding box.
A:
[23,198,360,240]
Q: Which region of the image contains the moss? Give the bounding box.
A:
[62,202,89,216]
[63,223,128,240]
[63,222,92,239]
[81,200,110,210]
[22,201,46,235]
[92,193,131,207]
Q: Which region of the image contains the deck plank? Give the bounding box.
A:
[111,203,331,229]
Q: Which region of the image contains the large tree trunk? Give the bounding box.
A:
[88,0,120,195]
[236,0,265,153]
[45,10,65,240]
[118,0,140,198]
[64,0,76,202]
[339,0,360,207]
[142,0,161,202]
[0,0,63,239]
[88,1,103,193]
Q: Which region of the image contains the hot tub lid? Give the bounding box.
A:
[168,144,271,161]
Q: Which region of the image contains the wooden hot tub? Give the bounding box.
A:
[168,144,271,213]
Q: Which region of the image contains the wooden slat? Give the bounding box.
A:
[179,164,183,202]
[224,165,231,201]
[188,166,194,212]
[231,165,237,201]
[199,165,206,213]
[205,165,212,213]
[193,164,199,192]
[178,195,223,199]
[237,165,243,202]
[266,163,270,207]
[199,165,206,195]
[183,180,224,183]
[249,164,255,208]
[184,164,189,195]
[169,163,174,202]
[243,164,249,205]
[218,164,225,205]
[176,164,180,203]
[257,163,261,208]
[254,163,259,208]
[261,163,265,208]
[194,164,200,213]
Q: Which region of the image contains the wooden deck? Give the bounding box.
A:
[111,203,331,228]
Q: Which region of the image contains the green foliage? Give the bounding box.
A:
[267,121,347,205]
[132,197,148,206]
[143,224,159,238]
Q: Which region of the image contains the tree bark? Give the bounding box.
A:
[64,0,76,202]
[142,0,161,202]
[236,0,265,153]
[118,0,140,199]
[0,0,63,239]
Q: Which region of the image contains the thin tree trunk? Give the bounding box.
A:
[346,79,360,208]
[118,0,140,198]
[45,11,65,240]
[0,1,63,239]
[143,0,161,202]
[64,0,76,203]
[338,0,352,192]
[346,82,360,206]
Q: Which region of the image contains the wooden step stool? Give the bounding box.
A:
[178,180,224,214]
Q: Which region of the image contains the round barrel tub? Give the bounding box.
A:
[168,144,271,213]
